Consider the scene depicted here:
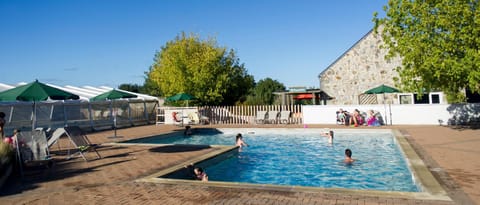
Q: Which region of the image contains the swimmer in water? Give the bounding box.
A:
[344,148,355,164]
[321,130,334,144]
[235,133,248,151]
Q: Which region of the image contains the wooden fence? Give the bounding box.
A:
[197,105,303,125]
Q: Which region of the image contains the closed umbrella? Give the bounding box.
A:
[364,84,400,125]
[0,80,80,130]
[90,89,137,139]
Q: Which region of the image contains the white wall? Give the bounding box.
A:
[303,104,480,125]
[164,108,198,125]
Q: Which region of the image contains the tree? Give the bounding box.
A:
[118,83,142,93]
[374,0,480,102]
[245,78,286,105]
[142,69,163,97]
[146,33,254,105]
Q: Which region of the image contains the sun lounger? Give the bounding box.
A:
[187,112,210,125]
[255,111,268,124]
[279,111,291,124]
[64,126,101,161]
[47,127,67,148]
[267,110,279,124]
[16,129,53,168]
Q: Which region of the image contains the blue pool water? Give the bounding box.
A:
[128,128,419,192]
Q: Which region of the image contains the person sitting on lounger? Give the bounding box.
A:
[366,110,380,126]
[349,109,364,127]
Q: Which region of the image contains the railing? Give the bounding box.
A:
[0,99,159,134]
[197,105,303,125]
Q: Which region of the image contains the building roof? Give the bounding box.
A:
[318,29,374,78]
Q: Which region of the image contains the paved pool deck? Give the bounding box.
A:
[0,124,478,205]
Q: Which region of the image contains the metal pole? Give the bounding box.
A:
[383,93,387,126]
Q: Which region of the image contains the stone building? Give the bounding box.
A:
[318,29,445,105]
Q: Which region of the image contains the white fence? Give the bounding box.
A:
[303,103,480,125]
[160,105,304,125]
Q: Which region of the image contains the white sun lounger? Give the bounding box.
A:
[255,111,268,124]
[267,110,279,124]
[279,111,291,124]
[47,127,68,148]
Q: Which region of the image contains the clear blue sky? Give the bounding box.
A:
[0,0,386,88]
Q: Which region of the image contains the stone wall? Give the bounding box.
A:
[319,29,402,105]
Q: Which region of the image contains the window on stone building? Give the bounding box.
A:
[398,92,443,104]
[399,94,412,104]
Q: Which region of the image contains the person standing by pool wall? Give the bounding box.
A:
[184,164,208,182]
[194,167,208,181]
[184,125,193,136]
[321,130,334,144]
[235,133,248,150]
[344,148,355,163]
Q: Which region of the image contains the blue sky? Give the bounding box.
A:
[0,0,386,88]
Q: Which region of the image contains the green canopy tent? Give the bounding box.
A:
[0,80,80,130]
[364,84,400,125]
[90,89,137,139]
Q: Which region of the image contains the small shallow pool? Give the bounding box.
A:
[126,128,420,192]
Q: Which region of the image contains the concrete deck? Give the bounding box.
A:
[0,124,478,205]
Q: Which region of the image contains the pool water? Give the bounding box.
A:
[129,128,419,192]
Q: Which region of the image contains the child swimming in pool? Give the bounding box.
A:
[184,164,208,182]
[344,148,355,164]
[321,130,334,144]
[194,167,208,181]
[184,125,193,136]
[235,133,248,151]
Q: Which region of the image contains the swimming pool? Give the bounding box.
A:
[127,128,419,192]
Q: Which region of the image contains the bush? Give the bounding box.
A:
[0,141,14,164]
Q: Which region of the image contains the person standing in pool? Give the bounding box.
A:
[321,130,334,144]
[184,125,193,136]
[235,133,248,151]
[184,164,208,182]
[344,148,355,163]
[194,167,208,181]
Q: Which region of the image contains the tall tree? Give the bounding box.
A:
[147,33,254,105]
[245,78,286,105]
[374,0,480,102]
[118,83,141,93]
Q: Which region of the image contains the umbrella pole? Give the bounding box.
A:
[32,101,36,131]
[108,100,123,140]
[114,100,116,138]
[383,93,387,126]
[114,113,117,138]
[389,103,392,125]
